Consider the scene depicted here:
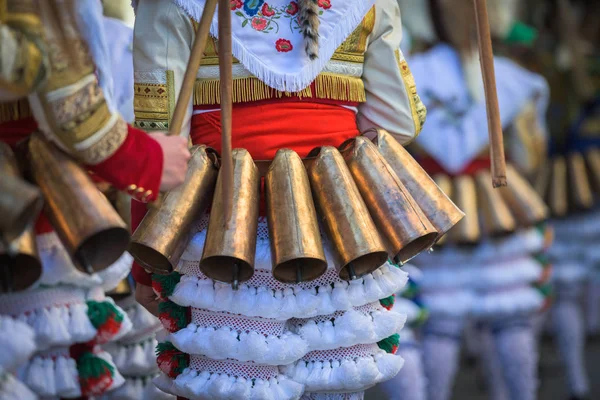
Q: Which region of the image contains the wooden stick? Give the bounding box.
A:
[473,0,507,188]
[168,0,218,137]
[218,0,234,222]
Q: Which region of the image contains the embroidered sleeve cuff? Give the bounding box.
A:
[88,123,163,203]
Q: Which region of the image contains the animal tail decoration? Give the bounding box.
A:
[298,0,320,60]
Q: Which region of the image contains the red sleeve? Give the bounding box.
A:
[89,125,163,203]
[130,199,152,286]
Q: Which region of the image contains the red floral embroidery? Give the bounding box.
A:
[275,38,293,52]
[251,16,268,31]
[286,1,298,15]
[317,0,331,9]
[261,3,276,17]
[230,0,243,10]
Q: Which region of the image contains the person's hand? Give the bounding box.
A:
[135,283,160,316]
[152,133,191,191]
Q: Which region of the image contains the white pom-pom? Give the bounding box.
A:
[241,331,269,361]
[233,284,257,315]
[375,353,404,380]
[195,279,216,309]
[320,320,336,345]
[175,369,198,398]
[209,327,239,358]
[277,376,304,399]
[348,279,366,306]
[41,358,57,396]
[292,361,310,384]
[331,281,351,310]
[372,310,406,339]
[170,323,198,352]
[230,376,251,398]
[356,356,380,385]
[298,320,320,344]
[305,361,324,388]
[339,359,361,390]
[69,303,97,343]
[128,342,148,373]
[329,360,345,389]
[208,373,235,398]
[249,378,272,400]
[185,371,211,397]
[363,274,384,300]
[24,357,49,395]
[255,287,276,317]
[279,288,297,317]
[295,288,319,317]
[171,277,198,307]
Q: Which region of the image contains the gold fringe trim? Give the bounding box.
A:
[0,99,32,123]
[193,73,366,106]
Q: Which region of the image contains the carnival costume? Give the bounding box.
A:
[0,0,168,397]
[400,1,551,399]
[129,0,466,399]
[370,265,428,400]
[530,2,600,395]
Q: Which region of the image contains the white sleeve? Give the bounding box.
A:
[132,0,195,137]
[356,0,426,145]
[412,48,549,174]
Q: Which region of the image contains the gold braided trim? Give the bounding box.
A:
[133,71,175,131]
[193,73,366,105]
[396,50,426,137]
[0,99,31,123]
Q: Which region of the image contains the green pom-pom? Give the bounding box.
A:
[156,341,178,356]
[152,272,182,298]
[534,253,550,266]
[156,341,189,378]
[505,21,538,47]
[378,333,400,354]
[87,300,124,329]
[536,283,553,298]
[158,301,189,332]
[379,295,395,310]
[77,353,114,379]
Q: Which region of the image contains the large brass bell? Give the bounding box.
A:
[432,174,454,245]
[372,129,464,240]
[548,157,568,217]
[265,149,326,283]
[200,149,260,287]
[498,164,549,227]
[0,143,43,292]
[0,228,42,293]
[568,152,594,210]
[449,175,481,244]
[130,146,219,274]
[28,134,130,273]
[586,148,600,194]
[341,136,438,264]
[533,159,552,199]
[307,146,388,280]
[106,275,135,301]
[475,170,516,237]
[0,143,43,244]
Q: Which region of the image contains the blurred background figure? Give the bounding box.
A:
[390,1,551,400]
[517,1,600,399]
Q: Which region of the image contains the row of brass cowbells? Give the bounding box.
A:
[131,129,465,288]
[0,135,131,293]
[534,149,600,217]
[439,165,549,245]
